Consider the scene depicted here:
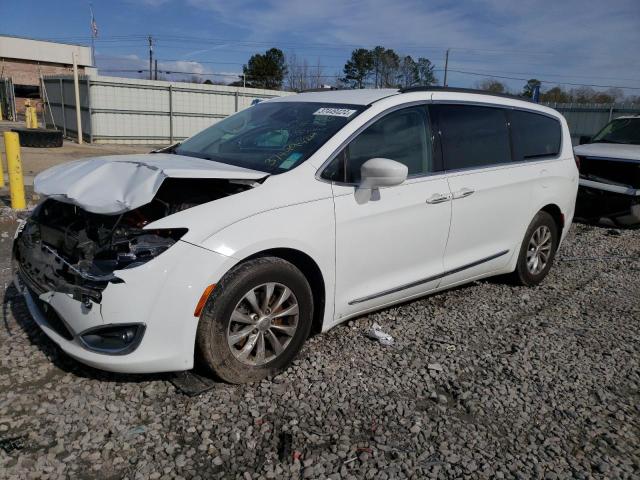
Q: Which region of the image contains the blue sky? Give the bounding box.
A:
[2,0,640,95]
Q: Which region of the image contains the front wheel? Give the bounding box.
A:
[196,257,313,384]
[511,211,559,286]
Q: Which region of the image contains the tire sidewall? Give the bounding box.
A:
[197,258,313,383]
[516,212,559,286]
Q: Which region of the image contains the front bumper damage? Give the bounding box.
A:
[13,232,236,374]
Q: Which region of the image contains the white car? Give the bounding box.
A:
[13,87,578,383]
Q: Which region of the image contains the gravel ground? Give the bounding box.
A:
[0,213,638,479]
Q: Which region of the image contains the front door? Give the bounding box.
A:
[325,105,452,319]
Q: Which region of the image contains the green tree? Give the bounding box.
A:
[477,79,506,94]
[398,56,419,88]
[522,78,542,98]
[416,57,437,86]
[242,48,287,89]
[370,46,401,88]
[540,86,570,103]
[342,48,374,88]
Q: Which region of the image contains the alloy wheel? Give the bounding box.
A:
[226,282,299,366]
[526,225,553,275]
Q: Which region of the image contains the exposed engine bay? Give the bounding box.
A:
[14,178,254,304]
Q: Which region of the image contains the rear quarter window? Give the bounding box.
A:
[510,110,561,161]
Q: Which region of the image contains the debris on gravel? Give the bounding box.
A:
[0,215,638,479]
[365,322,395,346]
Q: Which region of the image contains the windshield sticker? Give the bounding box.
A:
[265,132,317,168]
[313,108,357,118]
[279,152,303,170]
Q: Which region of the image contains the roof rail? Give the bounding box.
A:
[399,86,531,102]
[298,87,343,93]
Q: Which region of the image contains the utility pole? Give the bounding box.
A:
[72,53,83,144]
[443,49,450,87]
[154,59,158,80]
[148,35,153,80]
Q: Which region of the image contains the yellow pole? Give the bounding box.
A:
[30,107,39,129]
[3,132,26,209]
[24,100,32,128]
[0,150,5,189]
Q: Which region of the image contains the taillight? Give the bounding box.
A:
[574,155,582,171]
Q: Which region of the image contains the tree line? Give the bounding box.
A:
[476,78,635,104]
[191,46,637,104]
[230,46,437,91]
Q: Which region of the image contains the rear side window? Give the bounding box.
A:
[510,110,561,160]
[432,105,511,170]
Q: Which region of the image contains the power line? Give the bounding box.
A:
[448,65,640,83]
[446,69,640,90]
[125,56,640,86]
[98,67,640,91]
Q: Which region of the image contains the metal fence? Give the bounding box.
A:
[42,75,293,144]
[37,79,640,145]
[542,103,640,144]
[0,78,17,121]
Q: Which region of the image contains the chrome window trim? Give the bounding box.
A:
[431,101,563,170]
[316,99,565,186]
[429,99,563,122]
[442,156,563,176]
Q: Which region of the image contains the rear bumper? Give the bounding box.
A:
[13,240,237,373]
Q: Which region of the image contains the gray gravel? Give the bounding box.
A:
[0,216,639,479]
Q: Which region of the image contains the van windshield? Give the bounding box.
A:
[175,101,365,174]
[591,118,640,145]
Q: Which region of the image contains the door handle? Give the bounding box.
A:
[452,188,475,200]
[426,193,451,204]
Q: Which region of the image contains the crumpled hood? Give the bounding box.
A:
[574,143,640,162]
[34,153,268,214]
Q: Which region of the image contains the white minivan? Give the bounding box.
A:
[13,87,578,383]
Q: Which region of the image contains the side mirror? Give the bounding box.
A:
[359,158,408,190]
[579,135,591,145]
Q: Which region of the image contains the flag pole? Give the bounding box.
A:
[89,3,97,67]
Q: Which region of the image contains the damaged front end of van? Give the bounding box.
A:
[12,154,266,372]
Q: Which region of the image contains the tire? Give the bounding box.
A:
[196,257,313,384]
[511,211,559,287]
[11,128,63,148]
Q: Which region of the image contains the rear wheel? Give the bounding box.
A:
[511,211,559,286]
[196,257,313,384]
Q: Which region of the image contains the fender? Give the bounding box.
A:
[197,198,337,331]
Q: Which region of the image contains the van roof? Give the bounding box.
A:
[267,87,552,113]
[268,88,399,105]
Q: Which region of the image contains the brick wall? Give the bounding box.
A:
[2,58,87,114]
[2,58,87,86]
